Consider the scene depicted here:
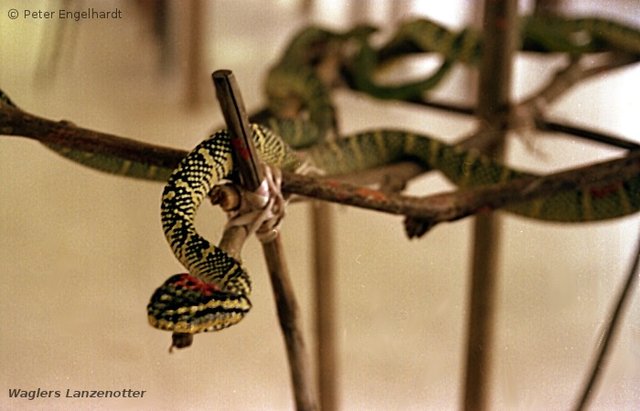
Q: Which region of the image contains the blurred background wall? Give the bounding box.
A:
[0,0,638,409]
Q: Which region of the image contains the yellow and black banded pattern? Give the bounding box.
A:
[148,273,251,334]
[147,124,299,334]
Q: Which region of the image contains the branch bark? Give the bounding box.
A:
[213,70,317,411]
[1,103,639,230]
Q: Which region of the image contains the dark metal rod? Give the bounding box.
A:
[212,70,264,190]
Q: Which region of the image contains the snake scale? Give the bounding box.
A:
[2,15,638,345]
[148,124,299,335]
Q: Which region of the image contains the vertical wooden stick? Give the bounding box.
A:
[186,0,204,108]
[264,237,318,411]
[312,201,338,411]
[462,1,517,409]
[212,70,318,411]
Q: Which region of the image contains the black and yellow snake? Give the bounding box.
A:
[2,15,638,344]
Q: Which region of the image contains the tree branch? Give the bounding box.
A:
[0,101,184,169]
[1,102,639,232]
[283,151,640,227]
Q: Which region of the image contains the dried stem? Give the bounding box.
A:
[511,52,640,133]
[263,237,317,411]
[538,120,640,151]
[213,71,317,411]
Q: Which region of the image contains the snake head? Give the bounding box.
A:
[147,273,252,348]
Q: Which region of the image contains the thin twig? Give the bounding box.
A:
[516,52,639,113]
[343,50,639,152]
[213,70,317,411]
[572,227,640,411]
[213,70,265,189]
[263,237,317,411]
[185,0,205,108]
[538,120,640,151]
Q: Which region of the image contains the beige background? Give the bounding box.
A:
[0,0,638,409]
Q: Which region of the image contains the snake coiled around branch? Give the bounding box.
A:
[2,15,638,344]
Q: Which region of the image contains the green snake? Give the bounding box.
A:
[350,15,640,100]
[2,15,639,345]
[148,124,640,338]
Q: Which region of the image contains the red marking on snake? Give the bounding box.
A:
[172,273,221,296]
[589,183,621,199]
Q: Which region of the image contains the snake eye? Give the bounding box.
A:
[147,273,252,339]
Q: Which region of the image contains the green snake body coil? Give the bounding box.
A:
[307,130,640,222]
